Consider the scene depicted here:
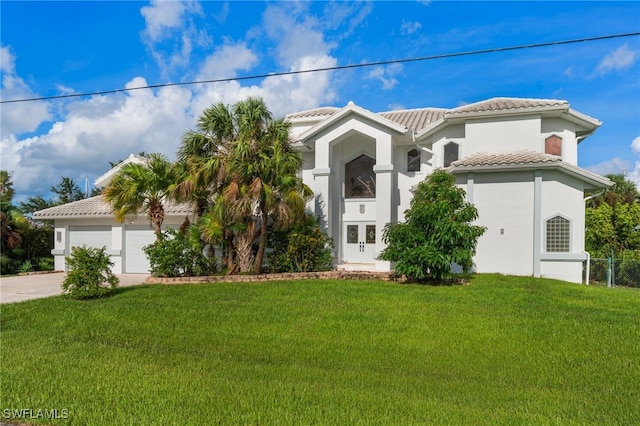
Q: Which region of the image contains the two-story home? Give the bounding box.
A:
[34,97,611,283]
[287,98,611,283]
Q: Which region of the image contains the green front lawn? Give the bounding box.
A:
[2,275,639,425]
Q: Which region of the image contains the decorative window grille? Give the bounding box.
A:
[546,215,570,252]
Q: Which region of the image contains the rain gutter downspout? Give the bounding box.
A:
[582,189,605,285]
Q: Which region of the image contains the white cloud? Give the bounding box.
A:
[586,136,640,189]
[4,1,372,201]
[400,20,422,35]
[197,42,257,80]
[587,157,631,177]
[367,63,403,90]
[4,77,194,199]
[0,45,51,136]
[140,0,207,76]
[596,44,638,75]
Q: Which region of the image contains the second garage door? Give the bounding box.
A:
[124,226,156,273]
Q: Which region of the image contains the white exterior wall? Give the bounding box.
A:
[464,115,541,157]
[52,216,186,274]
[541,118,578,165]
[539,170,587,283]
[463,171,536,276]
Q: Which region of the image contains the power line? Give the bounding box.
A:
[2,32,639,105]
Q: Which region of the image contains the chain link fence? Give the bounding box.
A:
[588,258,640,287]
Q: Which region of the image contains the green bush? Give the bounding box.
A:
[267,215,334,272]
[37,257,55,271]
[144,226,218,277]
[18,260,33,273]
[62,245,119,299]
[380,169,486,282]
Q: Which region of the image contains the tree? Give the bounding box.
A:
[379,169,486,282]
[585,174,640,258]
[51,177,85,204]
[103,153,176,240]
[19,195,57,215]
[174,97,310,274]
[588,173,640,208]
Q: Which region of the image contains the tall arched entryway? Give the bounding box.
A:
[342,154,377,263]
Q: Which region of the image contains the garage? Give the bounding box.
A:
[68,226,111,252]
[124,226,157,273]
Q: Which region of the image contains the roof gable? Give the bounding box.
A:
[296,102,408,141]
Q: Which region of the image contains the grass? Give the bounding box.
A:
[1,274,639,425]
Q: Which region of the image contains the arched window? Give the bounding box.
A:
[407,148,420,172]
[443,142,459,167]
[545,135,562,156]
[345,155,376,198]
[546,215,570,252]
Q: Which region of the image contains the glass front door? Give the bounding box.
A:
[343,222,376,263]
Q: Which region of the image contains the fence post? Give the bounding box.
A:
[606,256,612,288]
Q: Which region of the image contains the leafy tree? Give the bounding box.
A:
[0,170,15,210]
[51,176,85,204]
[379,169,486,282]
[19,195,57,215]
[103,153,176,240]
[585,174,640,258]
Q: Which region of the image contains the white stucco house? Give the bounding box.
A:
[33,97,611,283]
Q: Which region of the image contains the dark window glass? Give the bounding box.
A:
[444,142,459,167]
[407,148,420,172]
[345,155,376,198]
[366,225,376,244]
[347,225,358,244]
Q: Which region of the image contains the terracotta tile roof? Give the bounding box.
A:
[32,196,193,219]
[448,97,568,115]
[379,108,447,131]
[450,151,563,168]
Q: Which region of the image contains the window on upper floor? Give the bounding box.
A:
[546,215,570,252]
[407,148,420,172]
[345,154,376,198]
[545,135,562,156]
[443,142,459,167]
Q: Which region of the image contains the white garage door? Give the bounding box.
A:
[124,226,157,273]
[69,226,111,252]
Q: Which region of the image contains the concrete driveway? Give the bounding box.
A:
[1,273,149,304]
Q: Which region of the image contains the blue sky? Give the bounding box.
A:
[1,1,639,202]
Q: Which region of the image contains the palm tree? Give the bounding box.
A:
[175,97,311,274]
[103,153,176,240]
[588,173,640,208]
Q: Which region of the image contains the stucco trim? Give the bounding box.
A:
[312,168,332,176]
[540,252,587,261]
[373,164,394,173]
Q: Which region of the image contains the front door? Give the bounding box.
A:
[343,222,376,263]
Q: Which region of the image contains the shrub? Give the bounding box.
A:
[268,215,334,272]
[379,169,486,282]
[62,245,119,299]
[144,226,218,277]
[18,260,33,273]
[37,257,55,271]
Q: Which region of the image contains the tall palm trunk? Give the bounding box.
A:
[253,207,269,274]
[235,221,255,273]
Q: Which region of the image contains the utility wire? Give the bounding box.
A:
[2,32,639,104]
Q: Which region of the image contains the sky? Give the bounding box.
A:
[1,1,639,204]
